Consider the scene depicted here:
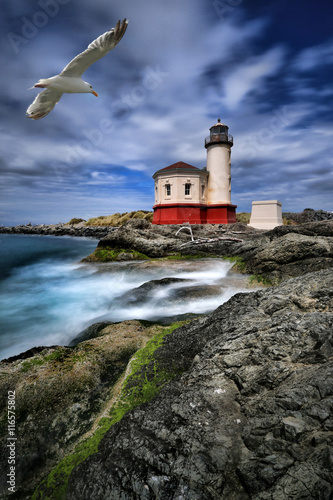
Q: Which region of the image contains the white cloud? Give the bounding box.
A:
[222,46,286,109]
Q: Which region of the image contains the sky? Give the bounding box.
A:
[0,0,332,225]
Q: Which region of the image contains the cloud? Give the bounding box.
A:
[221,46,286,109]
[293,38,333,72]
[0,0,332,224]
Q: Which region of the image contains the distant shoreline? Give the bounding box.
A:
[0,223,116,239]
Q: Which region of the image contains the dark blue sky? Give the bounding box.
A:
[0,0,332,225]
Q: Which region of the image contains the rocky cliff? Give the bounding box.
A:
[0,322,183,499]
[0,221,332,499]
[66,268,333,499]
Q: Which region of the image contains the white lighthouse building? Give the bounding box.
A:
[152,118,237,225]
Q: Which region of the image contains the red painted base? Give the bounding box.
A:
[206,204,237,224]
[152,203,237,225]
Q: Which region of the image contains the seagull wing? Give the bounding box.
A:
[60,19,128,78]
[26,89,63,120]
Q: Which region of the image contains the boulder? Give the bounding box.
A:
[113,277,192,306]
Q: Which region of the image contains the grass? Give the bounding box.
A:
[19,348,68,373]
[86,211,154,227]
[236,212,250,224]
[67,218,85,226]
[32,322,185,500]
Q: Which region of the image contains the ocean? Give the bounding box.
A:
[0,234,249,360]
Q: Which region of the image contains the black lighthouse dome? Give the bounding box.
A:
[205,118,233,148]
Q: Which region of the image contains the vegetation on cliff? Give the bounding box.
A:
[0,320,187,499]
[31,321,186,500]
[85,211,154,227]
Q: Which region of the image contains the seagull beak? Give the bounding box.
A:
[92,90,98,97]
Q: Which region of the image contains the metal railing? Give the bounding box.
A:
[205,133,233,146]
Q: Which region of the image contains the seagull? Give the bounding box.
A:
[26,18,128,120]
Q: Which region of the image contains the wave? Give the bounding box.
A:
[0,236,250,360]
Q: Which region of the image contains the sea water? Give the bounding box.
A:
[0,234,249,360]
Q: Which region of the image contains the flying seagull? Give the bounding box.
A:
[26,18,128,120]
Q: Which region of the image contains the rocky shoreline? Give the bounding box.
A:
[87,218,333,282]
[0,223,115,239]
[0,219,332,499]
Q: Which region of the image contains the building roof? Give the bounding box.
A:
[159,161,200,171]
[153,161,207,179]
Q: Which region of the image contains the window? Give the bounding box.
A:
[201,185,205,197]
[165,184,171,196]
[185,183,191,196]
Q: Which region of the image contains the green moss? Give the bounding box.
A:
[159,253,221,261]
[20,358,45,372]
[19,349,68,373]
[32,322,185,500]
[83,246,150,263]
[221,255,247,273]
[109,322,185,424]
[18,347,98,376]
[248,274,275,286]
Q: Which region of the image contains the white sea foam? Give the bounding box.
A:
[0,236,250,360]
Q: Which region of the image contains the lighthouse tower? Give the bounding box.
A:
[205,118,237,224]
[151,118,237,225]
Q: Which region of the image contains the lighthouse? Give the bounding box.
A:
[151,118,237,225]
[204,118,237,224]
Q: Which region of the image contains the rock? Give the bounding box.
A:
[2,218,333,498]
[114,277,192,305]
[283,208,333,224]
[65,268,333,499]
[94,219,333,282]
[112,277,228,316]
[68,321,114,346]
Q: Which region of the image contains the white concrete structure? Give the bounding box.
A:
[205,118,233,205]
[249,200,283,230]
